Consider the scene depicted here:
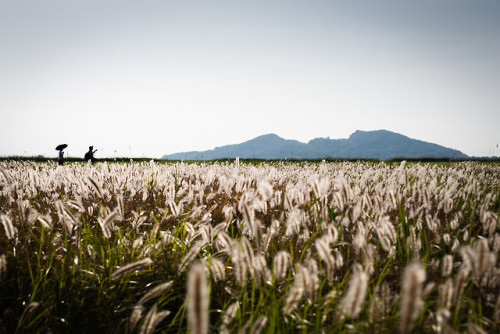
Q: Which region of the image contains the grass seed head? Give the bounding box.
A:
[340,264,368,319]
[283,285,304,315]
[111,257,153,281]
[442,254,453,277]
[249,315,267,334]
[273,251,292,282]
[231,241,247,286]
[399,262,426,334]
[187,262,209,334]
[438,278,454,309]
[179,242,207,273]
[209,257,226,282]
[1,215,17,239]
[137,281,173,306]
[129,305,144,332]
[221,302,240,327]
[138,304,170,334]
[0,254,6,281]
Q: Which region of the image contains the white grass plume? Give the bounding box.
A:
[209,257,226,282]
[241,202,255,236]
[138,303,170,334]
[231,241,247,286]
[86,176,103,197]
[187,262,209,334]
[369,286,383,323]
[98,209,119,239]
[249,315,267,334]
[0,254,6,280]
[467,322,488,334]
[442,254,453,277]
[0,167,11,184]
[178,241,207,273]
[460,239,496,286]
[36,215,53,229]
[322,289,338,309]
[218,301,238,334]
[55,200,74,235]
[283,285,304,315]
[474,238,496,284]
[253,254,271,284]
[452,265,470,304]
[111,257,153,281]
[340,264,368,319]
[494,293,500,322]
[273,251,292,281]
[316,236,335,280]
[438,278,453,309]
[221,301,240,328]
[241,236,255,278]
[1,215,17,239]
[327,224,338,243]
[137,281,173,306]
[129,305,144,332]
[305,259,319,303]
[215,231,233,254]
[257,181,273,202]
[399,262,426,334]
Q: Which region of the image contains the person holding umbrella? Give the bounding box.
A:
[55,144,67,166]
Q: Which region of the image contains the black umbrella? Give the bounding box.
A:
[55,144,68,151]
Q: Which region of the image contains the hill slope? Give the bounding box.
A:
[162,130,468,160]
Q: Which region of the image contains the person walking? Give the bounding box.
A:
[84,146,97,164]
[55,144,67,166]
[58,149,64,165]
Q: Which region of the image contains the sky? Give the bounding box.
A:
[1,0,499,158]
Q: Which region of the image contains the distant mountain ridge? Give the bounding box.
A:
[162,130,468,160]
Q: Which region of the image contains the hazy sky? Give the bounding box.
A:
[1,0,499,158]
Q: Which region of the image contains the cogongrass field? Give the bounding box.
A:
[0,160,499,333]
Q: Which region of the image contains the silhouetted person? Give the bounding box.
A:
[84,146,97,164]
[58,149,64,166]
[55,144,68,165]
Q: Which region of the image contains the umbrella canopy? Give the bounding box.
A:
[55,144,68,151]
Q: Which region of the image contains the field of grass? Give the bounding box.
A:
[0,160,499,333]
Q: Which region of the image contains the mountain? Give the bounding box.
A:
[161,130,468,160]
